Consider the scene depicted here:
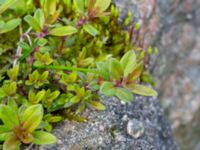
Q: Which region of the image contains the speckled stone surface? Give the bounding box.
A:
[30,96,178,150]
[114,0,200,149]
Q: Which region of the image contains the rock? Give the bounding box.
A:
[32,96,179,150]
[115,0,200,149]
[127,119,144,138]
[151,1,200,149]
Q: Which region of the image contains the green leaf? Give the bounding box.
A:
[0,18,21,34]
[0,20,5,29]
[44,0,57,16]
[74,0,85,13]
[79,57,94,67]
[44,115,63,123]
[126,62,143,83]
[49,91,60,102]
[66,113,87,122]
[115,88,133,103]
[77,87,85,97]
[2,82,17,96]
[89,81,100,90]
[131,84,158,97]
[17,104,26,117]
[43,90,60,104]
[49,26,77,36]
[68,72,77,82]
[7,64,19,81]
[28,91,35,103]
[100,82,116,97]
[24,15,41,32]
[0,0,17,15]
[4,18,21,31]
[25,70,39,86]
[34,9,45,29]
[0,125,11,141]
[35,52,53,65]
[9,0,28,15]
[7,99,18,112]
[0,132,12,142]
[40,71,49,80]
[20,132,33,144]
[48,95,67,112]
[95,0,111,12]
[28,90,45,104]
[43,53,53,65]
[37,38,48,46]
[36,121,52,132]
[32,131,56,145]
[0,88,5,99]
[109,58,123,80]
[88,101,106,110]
[120,50,137,77]
[0,105,19,129]
[22,104,43,133]
[83,24,99,36]
[0,125,10,134]
[79,47,87,59]
[3,135,20,150]
[19,41,37,61]
[96,62,109,80]
[141,72,156,86]
[64,96,80,108]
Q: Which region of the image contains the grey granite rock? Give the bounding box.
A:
[30,96,178,150]
[114,0,200,149]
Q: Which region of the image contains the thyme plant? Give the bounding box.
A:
[0,0,158,149]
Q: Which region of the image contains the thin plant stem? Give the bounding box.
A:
[33,65,99,74]
[13,26,32,66]
[25,143,34,150]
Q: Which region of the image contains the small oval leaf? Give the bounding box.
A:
[49,26,77,36]
[115,88,133,103]
[83,24,99,36]
[95,0,111,12]
[0,18,21,34]
[34,9,45,29]
[74,0,85,13]
[131,84,158,97]
[88,101,106,110]
[120,50,137,77]
[24,15,41,32]
[100,81,116,97]
[0,0,17,15]
[109,58,123,80]
[0,105,19,129]
[22,104,43,133]
[32,131,56,145]
[3,135,20,150]
[126,62,143,83]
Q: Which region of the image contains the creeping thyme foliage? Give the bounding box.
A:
[0,0,158,149]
